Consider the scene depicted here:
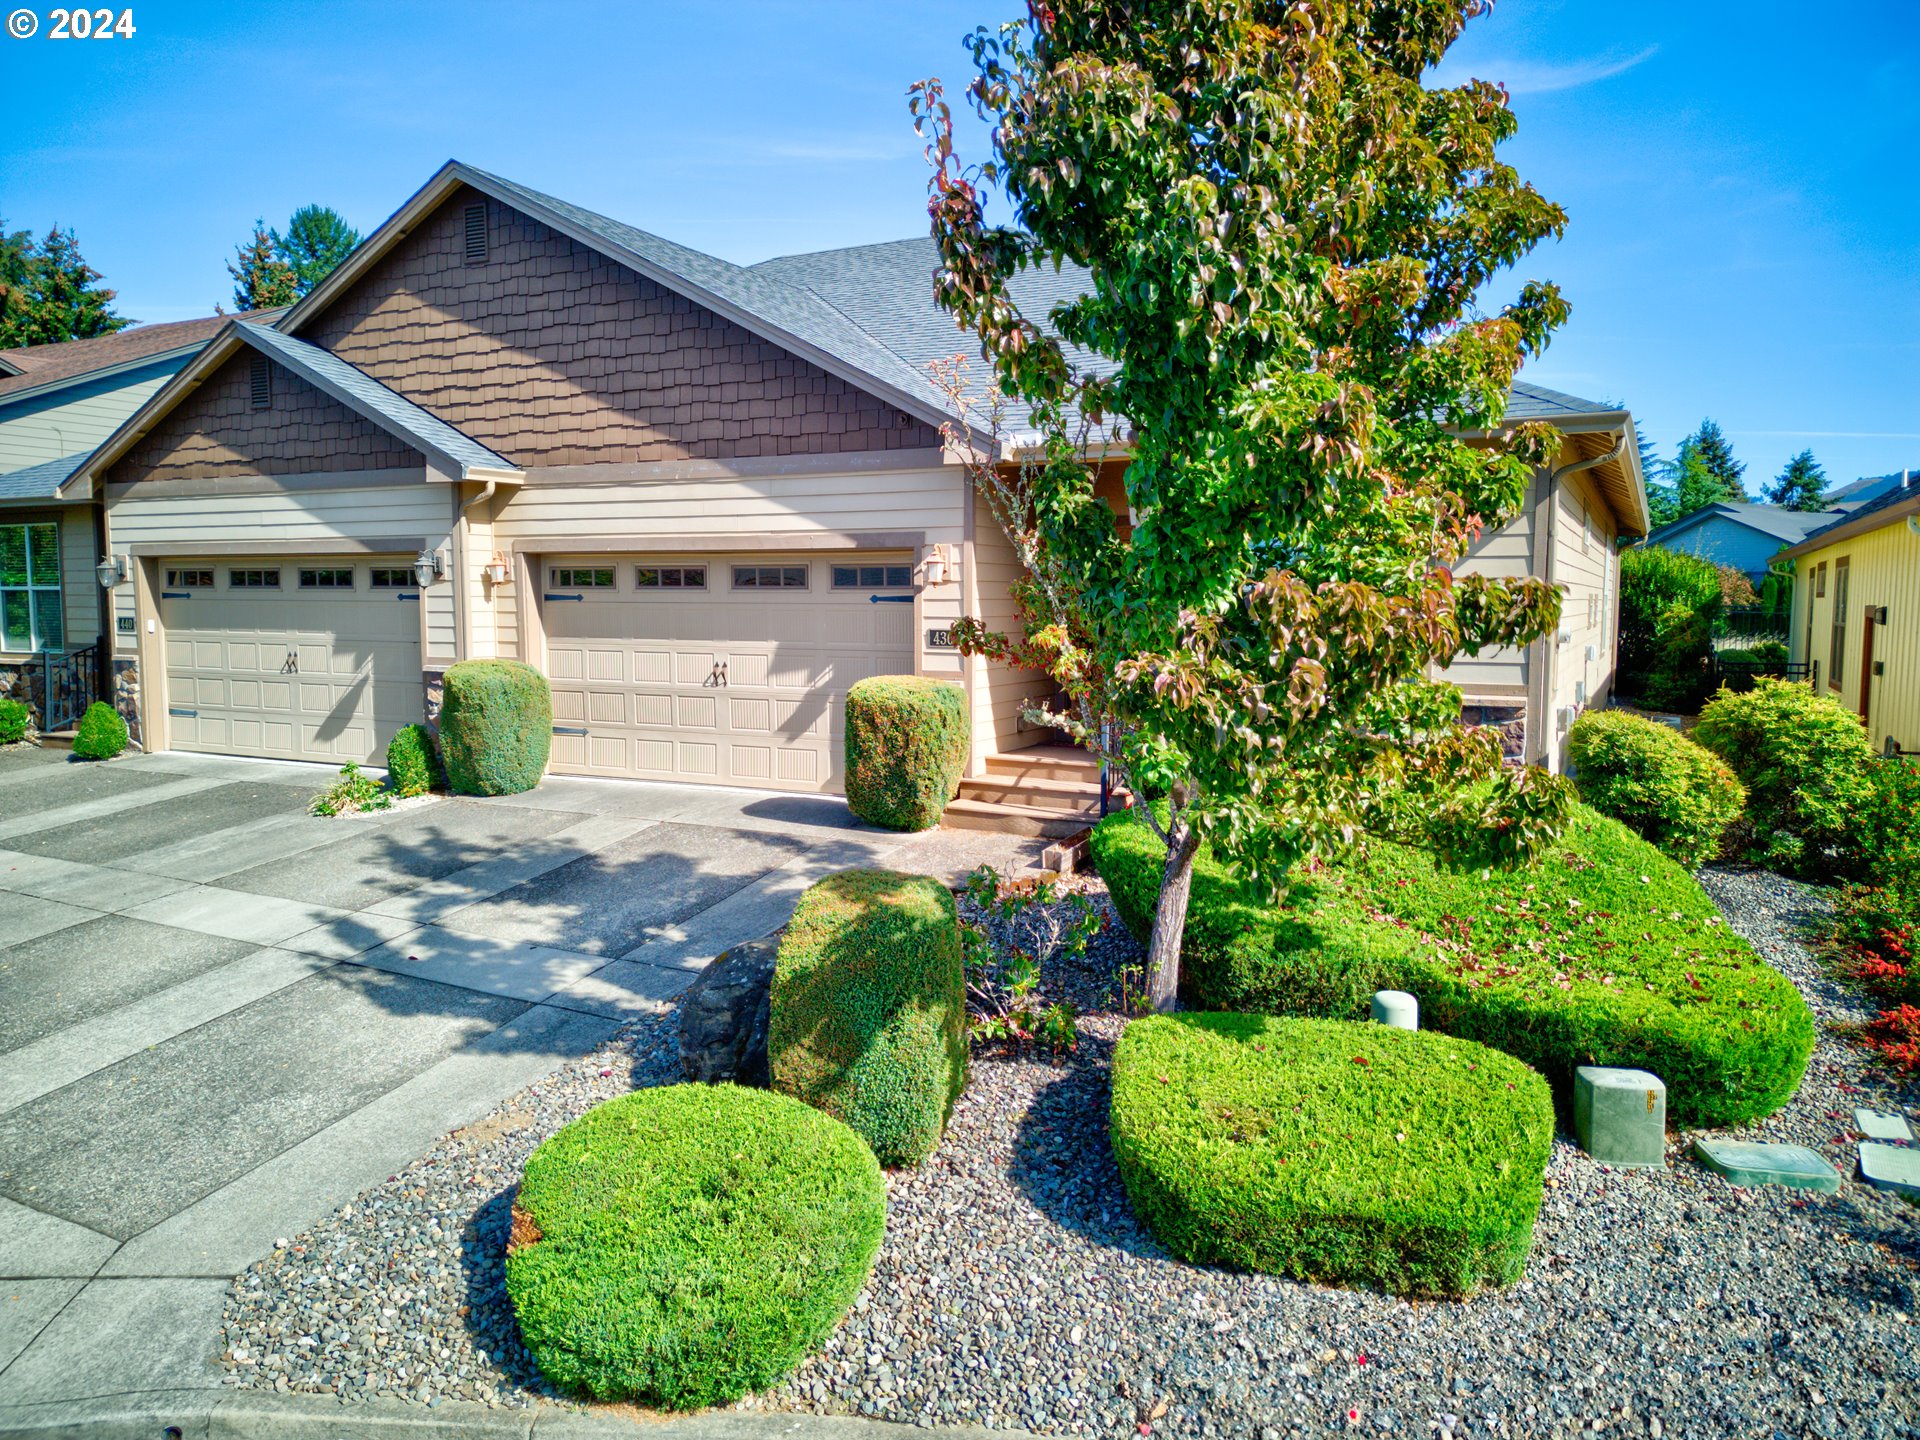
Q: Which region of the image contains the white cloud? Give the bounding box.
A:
[1432,45,1658,96]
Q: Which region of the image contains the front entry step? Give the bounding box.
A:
[940,796,1098,840]
[941,744,1129,839]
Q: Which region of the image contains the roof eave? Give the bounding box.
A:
[0,341,205,413]
[1780,495,1920,559]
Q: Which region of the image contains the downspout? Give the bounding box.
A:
[1532,433,1628,766]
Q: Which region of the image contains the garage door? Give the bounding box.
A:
[542,553,917,792]
[159,558,425,764]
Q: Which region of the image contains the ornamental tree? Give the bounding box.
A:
[226,220,299,311]
[913,0,1576,1008]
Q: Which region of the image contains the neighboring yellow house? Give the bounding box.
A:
[1780,470,1920,755]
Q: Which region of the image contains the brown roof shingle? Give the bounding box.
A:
[0,308,286,402]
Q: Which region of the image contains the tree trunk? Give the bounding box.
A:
[1145,818,1200,1013]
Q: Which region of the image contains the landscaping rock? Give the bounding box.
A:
[1573,1065,1667,1168]
[1854,1107,1913,1143]
[1858,1141,1920,1198]
[1691,1139,1842,1193]
[676,933,778,1086]
[1369,989,1418,1030]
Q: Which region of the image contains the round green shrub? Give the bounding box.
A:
[0,696,29,745]
[768,868,967,1167]
[1693,677,1875,877]
[843,676,969,831]
[384,722,443,798]
[505,1084,884,1409]
[1111,1013,1555,1298]
[1619,547,1723,708]
[70,701,128,761]
[1092,803,1814,1127]
[439,660,550,796]
[1567,709,1744,866]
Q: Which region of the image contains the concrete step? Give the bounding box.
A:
[983,747,1102,783]
[38,730,76,751]
[956,774,1103,812]
[940,797,1097,840]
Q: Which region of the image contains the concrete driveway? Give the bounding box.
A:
[0,746,1018,1426]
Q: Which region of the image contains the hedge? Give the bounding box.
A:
[70,701,128,760]
[439,660,550,796]
[1619,547,1723,710]
[1567,709,1744,866]
[385,722,443,798]
[0,697,28,745]
[768,868,967,1166]
[843,676,969,831]
[1111,1013,1554,1298]
[1092,803,1814,1126]
[506,1084,884,1408]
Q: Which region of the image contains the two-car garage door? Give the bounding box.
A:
[542,552,916,792]
[159,558,425,764]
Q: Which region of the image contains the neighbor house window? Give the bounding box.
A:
[634,565,706,589]
[732,565,808,590]
[550,567,615,588]
[164,568,213,588]
[229,568,281,589]
[1829,557,1849,690]
[298,568,354,589]
[831,564,914,590]
[369,568,415,588]
[1815,562,1827,598]
[0,522,62,652]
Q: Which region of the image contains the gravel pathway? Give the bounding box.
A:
[221,868,1920,1438]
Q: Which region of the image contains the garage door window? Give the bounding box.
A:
[299,568,355,589]
[831,564,914,590]
[229,569,281,589]
[551,567,615,588]
[369,568,415,588]
[0,522,61,652]
[732,565,808,590]
[165,568,214,588]
[635,565,706,590]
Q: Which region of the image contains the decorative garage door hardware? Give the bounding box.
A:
[869,594,913,604]
[161,591,193,599]
[394,592,420,601]
[169,707,197,718]
[544,592,585,602]
[551,725,589,737]
[280,652,299,675]
[705,660,729,688]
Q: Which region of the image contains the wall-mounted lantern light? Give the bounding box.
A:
[482,552,512,586]
[412,547,445,588]
[921,544,953,587]
[95,554,127,588]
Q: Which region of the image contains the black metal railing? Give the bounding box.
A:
[39,642,100,732]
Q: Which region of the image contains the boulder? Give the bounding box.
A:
[677,934,779,1085]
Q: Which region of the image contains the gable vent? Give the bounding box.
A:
[463,202,488,265]
[249,356,272,410]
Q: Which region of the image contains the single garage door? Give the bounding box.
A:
[542,552,917,792]
[159,558,425,764]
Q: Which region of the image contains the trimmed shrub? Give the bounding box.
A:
[1111,1013,1554,1298]
[1567,709,1744,866]
[70,701,128,760]
[1852,756,1920,893]
[439,660,550,796]
[1093,803,1814,1126]
[506,1084,884,1408]
[385,722,443,798]
[0,697,29,744]
[843,676,969,831]
[1694,678,1874,877]
[1619,547,1722,709]
[768,869,967,1166]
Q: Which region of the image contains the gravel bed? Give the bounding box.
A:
[221,868,1920,1437]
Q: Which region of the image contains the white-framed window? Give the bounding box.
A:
[831,563,915,590]
[0,522,62,652]
[733,564,808,590]
[298,568,355,589]
[635,565,707,590]
[550,567,615,588]
[165,568,214,588]
[369,568,415,589]
[229,568,281,589]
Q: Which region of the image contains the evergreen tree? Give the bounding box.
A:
[0,222,131,348]
[226,220,299,311]
[1679,419,1746,502]
[1765,449,1829,511]
[272,205,360,296]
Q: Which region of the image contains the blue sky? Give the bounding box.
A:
[3,0,1916,489]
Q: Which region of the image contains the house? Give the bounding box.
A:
[1779,469,1920,755]
[1642,500,1844,586]
[60,161,1645,791]
[0,314,275,728]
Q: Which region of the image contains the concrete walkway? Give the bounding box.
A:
[0,748,1039,1432]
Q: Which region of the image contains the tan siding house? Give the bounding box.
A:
[65,160,1647,794]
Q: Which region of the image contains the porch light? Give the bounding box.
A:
[413,547,444,587]
[95,555,126,588]
[483,552,512,586]
[921,544,952,587]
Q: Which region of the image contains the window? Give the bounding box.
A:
[164,568,213,588]
[550,567,615,589]
[229,568,281,589]
[1829,558,1849,690]
[831,563,915,590]
[298,568,354,589]
[733,564,808,590]
[369,568,416,588]
[634,565,707,590]
[0,522,62,652]
[1815,562,1827,598]
[249,356,272,410]
[463,202,488,265]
